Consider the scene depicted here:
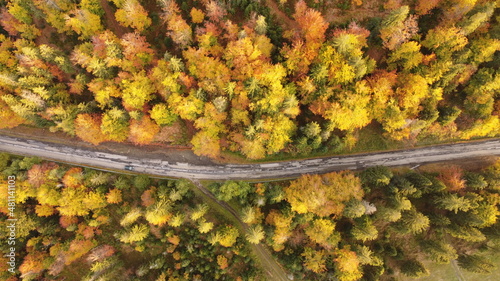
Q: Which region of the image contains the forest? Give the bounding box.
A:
[0,0,498,159]
[0,153,260,280]
[1,154,500,280]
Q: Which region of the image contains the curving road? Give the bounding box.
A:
[0,135,499,180]
[1,134,499,281]
[1,135,500,179]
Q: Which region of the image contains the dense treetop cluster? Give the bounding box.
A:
[0,154,259,280]
[210,162,500,280]
[1,153,499,280]
[0,0,498,159]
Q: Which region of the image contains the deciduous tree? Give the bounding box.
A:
[190,7,205,24]
[290,0,328,75]
[128,115,160,145]
[101,108,129,142]
[379,6,418,50]
[334,247,363,281]
[115,0,151,32]
[120,208,142,227]
[197,219,214,233]
[120,32,154,71]
[162,1,192,47]
[145,198,172,225]
[422,26,468,59]
[305,218,338,246]
[121,71,155,111]
[387,41,424,71]
[106,188,122,204]
[150,103,177,126]
[0,99,25,128]
[284,172,363,217]
[65,9,103,39]
[415,0,441,15]
[216,225,239,247]
[438,165,465,192]
[74,113,108,145]
[302,248,327,273]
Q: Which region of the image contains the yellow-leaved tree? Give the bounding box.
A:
[302,247,327,273]
[334,247,363,281]
[284,171,363,217]
[115,0,151,32]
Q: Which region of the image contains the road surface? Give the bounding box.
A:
[2,134,499,281]
[0,135,499,180]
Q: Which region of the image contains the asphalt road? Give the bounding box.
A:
[2,134,499,281]
[0,135,499,180]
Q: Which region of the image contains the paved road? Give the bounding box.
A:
[0,135,499,180]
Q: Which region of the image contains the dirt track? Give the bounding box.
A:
[191,180,291,281]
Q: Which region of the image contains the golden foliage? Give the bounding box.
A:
[74,113,108,145]
[302,248,327,273]
[106,188,122,204]
[285,171,363,217]
[128,115,160,145]
[19,250,48,275]
[115,0,151,32]
[35,204,55,217]
[168,235,180,246]
[334,248,363,281]
[121,72,155,111]
[415,0,442,15]
[0,99,25,128]
[190,8,205,24]
[65,9,103,39]
[461,116,500,140]
[217,255,229,270]
[62,167,83,188]
[217,225,239,247]
[65,239,96,265]
[305,218,337,247]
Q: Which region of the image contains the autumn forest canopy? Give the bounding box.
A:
[1,154,500,280]
[0,0,499,160]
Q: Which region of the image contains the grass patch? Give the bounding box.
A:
[187,181,242,229]
[398,261,461,281]
[398,251,500,281]
[461,251,500,281]
[349,125,397,152]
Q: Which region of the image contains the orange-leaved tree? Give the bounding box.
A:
[128,114,160,145]
[74,113,108,145]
